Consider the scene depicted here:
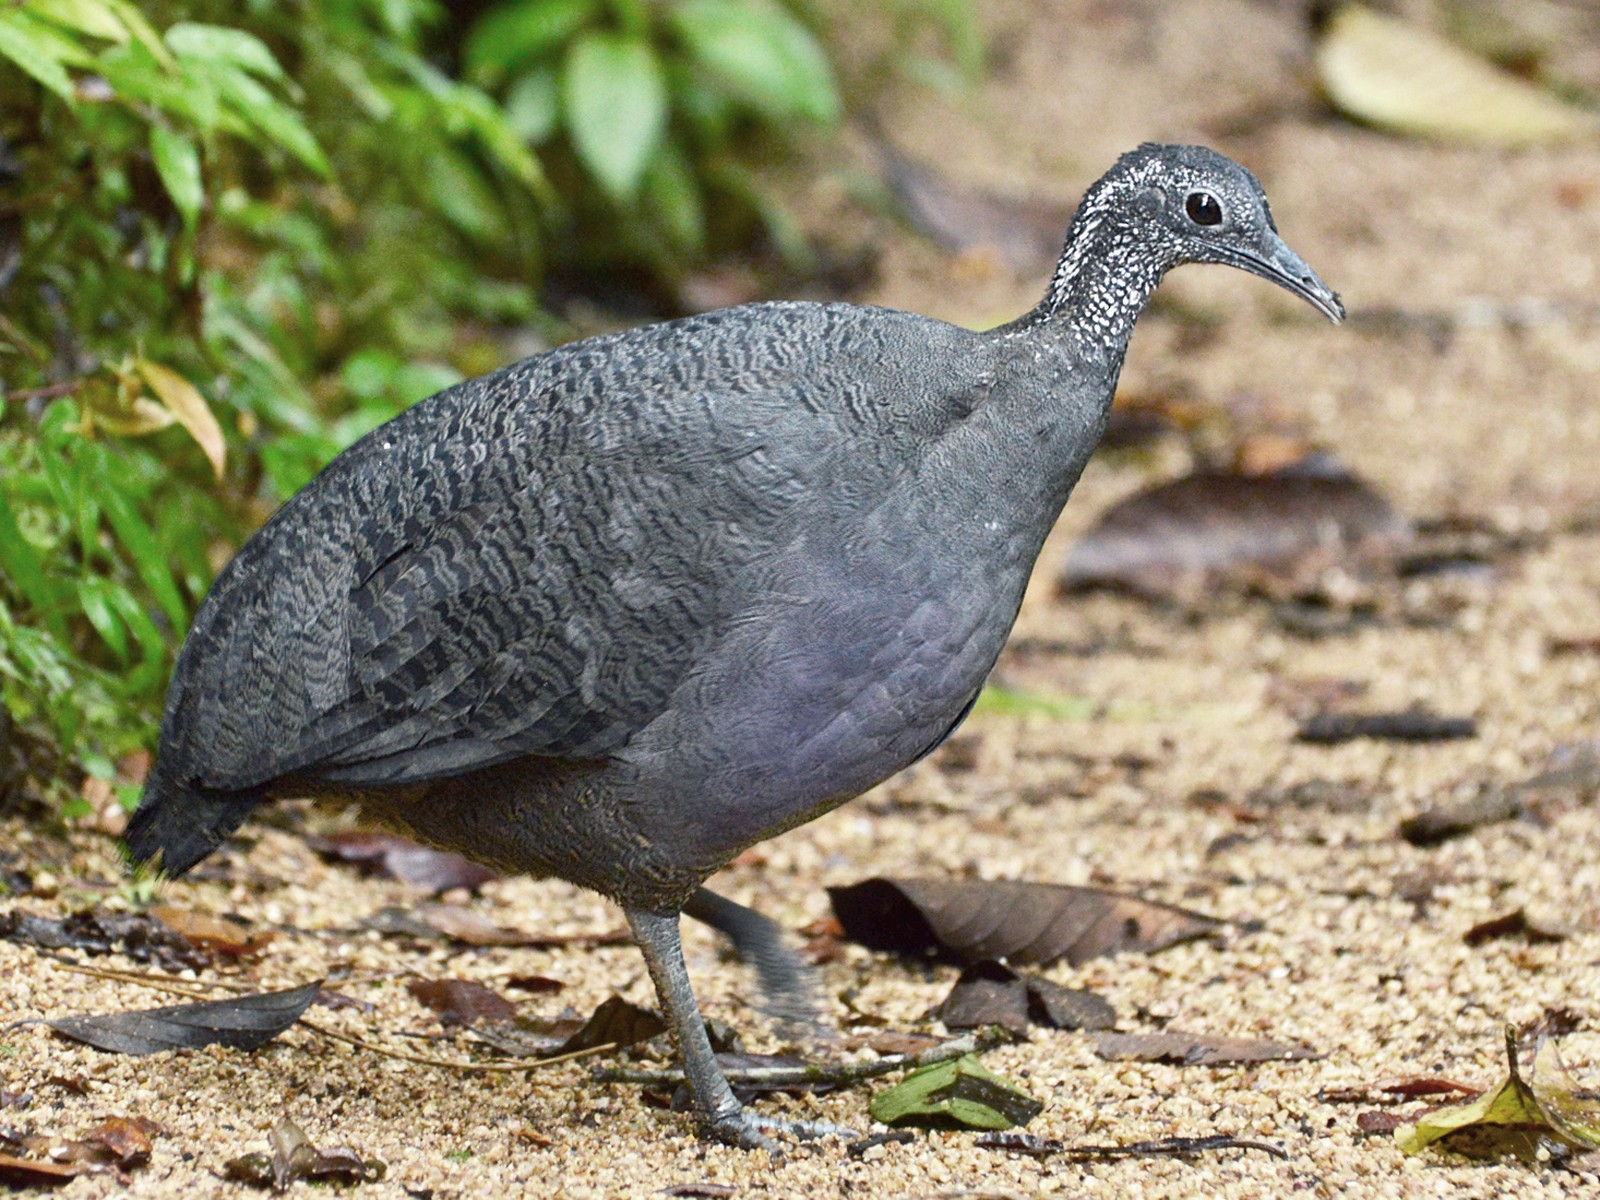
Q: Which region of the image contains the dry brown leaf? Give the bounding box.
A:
[1462,908,1568,947]
[0,1151,84,1187]
[407,978,517,1027]
[828,877,1223,967]
[135,358,227,480]
[1317,5,1600,146]
[150,905,273,959]
[1094,1029,1317,1066]
[308,832,497,894]
[1059,457,1410,603]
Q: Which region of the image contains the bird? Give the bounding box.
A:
[126,143,1343,1149]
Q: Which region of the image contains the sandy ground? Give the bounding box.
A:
[4,1,1600,1196]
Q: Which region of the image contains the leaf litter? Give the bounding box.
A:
[307,831,496,893]
[828,876,1223,966]
[1058,455,1412,604]
[1396,1028,1600,1161]
[46,981,321,1054]
[224,1118,385,1192]
[868,1053,1042,1131]
[939,960,1116,1035]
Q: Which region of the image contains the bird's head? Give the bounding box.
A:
[1096,143,1345,323]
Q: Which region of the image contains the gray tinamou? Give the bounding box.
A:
[127,144,1343,1148]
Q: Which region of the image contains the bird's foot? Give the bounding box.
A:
[703,1106,856,1151]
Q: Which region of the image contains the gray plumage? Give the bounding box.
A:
[127,143,1343,1147]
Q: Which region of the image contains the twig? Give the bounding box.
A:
[299,1017,618,1073]
[593,1029,1005,1089]
[977,1131,1290,1161]
[2,381,78,403]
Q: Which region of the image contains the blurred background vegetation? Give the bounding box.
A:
[0,0,981,815]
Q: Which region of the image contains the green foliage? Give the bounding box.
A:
[0,0,982,805]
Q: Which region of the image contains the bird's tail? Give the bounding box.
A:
[123,758,265,877]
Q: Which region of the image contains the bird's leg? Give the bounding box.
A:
[625,907,852,1149]
[682,887,833,1041]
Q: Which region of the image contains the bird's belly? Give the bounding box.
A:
[624,555,1028,872]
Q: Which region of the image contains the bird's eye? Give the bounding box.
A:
[1185,191,1223,227]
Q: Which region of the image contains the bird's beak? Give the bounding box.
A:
[1226,233,1345,324]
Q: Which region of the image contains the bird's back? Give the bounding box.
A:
[131,301,996,874]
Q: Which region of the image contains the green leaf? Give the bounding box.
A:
[98,485,187,634]
[670,0,839,124]
[504,67,560,144]
[205,64,331,177]
[77,579,129,663]
[101,0,171,68]
[0,493,66,638]
[148,125,203,230]
[974,684,1095,721]
[26,0,127,43]
[642,141,704,255]
[0,11,77,100]
[418,140,507,243]
[165,23,284,81]
[869,1054,1043,1130]
[463,0,597,83]
[1397,1028,1600,1159]
[97,40,221,131]
[562,32,666,201]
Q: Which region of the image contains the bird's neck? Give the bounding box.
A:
[1007,197,1172,358]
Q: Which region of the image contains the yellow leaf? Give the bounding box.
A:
[136,359,225,480]
[1396,1027,1600,1159]
[92,395,177,437]
[1317,5,1600,146]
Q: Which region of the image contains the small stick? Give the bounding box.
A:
[594,1029,1004,1089]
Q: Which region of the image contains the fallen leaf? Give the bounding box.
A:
[48,981,321,1055]
[1059,457,1410,603]
[828,877,1223,967]
[1026,976,1117,1032]
[505,975,565,995]
[80,1116,156,1169]
[1397,1028,1600,1159]
[1317,4,1600,146]
[940,962,1030,1035]
[869,1054,1042,1130]
[225,1118,385,1190]
[408,979,517,1027]
[308,832,496,894]
[939,961,1116,1035]
[149,905,273,960]
[1298,707,1477,745]
[1400,785,1521,845]
[1094,1029,1317,1066]
[0,907,211,971]
[0,1152,83,1187]
[1463,908,1568,947]
[474,995,666,1059]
